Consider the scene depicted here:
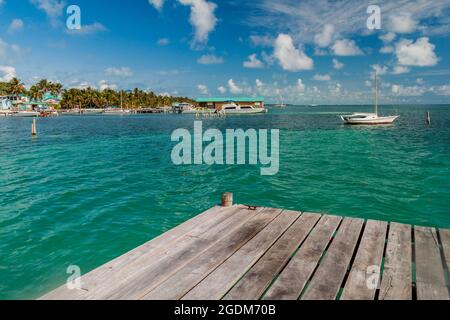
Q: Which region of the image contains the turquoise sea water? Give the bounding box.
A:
[1,105,449,299]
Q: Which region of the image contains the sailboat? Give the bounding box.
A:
[340,71,399,125]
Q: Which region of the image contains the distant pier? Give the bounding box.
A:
[42,194,450,300]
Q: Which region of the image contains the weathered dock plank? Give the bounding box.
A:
[341,220,388,300]
[142,208,282,300]
[41,195,450,301]
[415,227,449,300]
[263,215,342,300]
[182,210,301,300]
[301,217,364,300]
[223,212,321,300]
[379,222,412,300]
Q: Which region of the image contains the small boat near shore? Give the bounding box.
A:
[340,71,399,125]
[103,108,131,115]
[11,111,40,117]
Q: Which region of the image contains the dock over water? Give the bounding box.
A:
[42,199,450,300]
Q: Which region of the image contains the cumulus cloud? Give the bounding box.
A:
[313,74,331,81]
[273,34,313,72]
[392,65,410,75]
[105,67,133,77]
[197,54,223,64]
[197,84,209,95]
[66,22,108,36]
[98,80,117,91]
[8,19,24,33]
[217,86,226,94]
[314,24,334,48]
[0,66,17,82]
[332,39,363,56]
[296,79,305,92]
[391,84,426,96]
[379,32,396,43]
[243,54,264,69]
[388,13,417,34]
[228,79,243,94]
[149,0,165,11]
[396,37,438,67]
[332,58,344,69]
[30,0,65,27]
[380,46,394,54]
[256,79,264,87]
[178,0,217,47]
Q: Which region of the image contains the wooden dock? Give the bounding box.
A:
[42,198,450,300]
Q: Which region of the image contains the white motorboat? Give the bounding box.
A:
[220,102,266,114]
[11,111,40,117]
[340,71,399,125]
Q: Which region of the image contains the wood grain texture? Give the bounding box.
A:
[263,215,342,300]
[301,217,364,300]
[223,212,322,300]
[415,227,449,300]
[341,220,388,300]
[379,222,412,300]
[182,210,301,300]
[142,208,283,300]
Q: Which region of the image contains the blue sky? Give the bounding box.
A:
[1,0,450,104]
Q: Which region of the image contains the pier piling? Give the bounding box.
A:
[221,192,233,207]
[426,111,431,125]
[31,118,37,136]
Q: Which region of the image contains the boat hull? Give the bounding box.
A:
[341,115,399,125]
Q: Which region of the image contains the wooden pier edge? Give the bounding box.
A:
[41,194,450,300]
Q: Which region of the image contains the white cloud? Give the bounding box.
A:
[197,54,223,64]
[380,46,394,54]
[392,65,410,75]
[314,24,334,48]
[255,79,264,88]
[178,0,217,46]
[217,86,226,94]
[66,22,108,36]
[370,64,388,79]
[243,54,264,69]
[98,80,117,91]
[296,79,305,92]
[273,33,313,72]
[330,82,342,95]
[255,1,450,43]
[149,0,165,11]
[388,13,417,34]
[157,38,170,46]
[228,79,243,94]
[30,0,65,27]
[396,37,438,67]
[8,19,24,33]
[0,38,22,62]
[313,74,331,81]
[379,32,396,43]
[0,66,16,82]
[416,78,424,85]
[332,58,344,70]
[332,39,363,56]
[197,84,209,95]
[217,86,227,94]
[250,35,274,47]
[391,84,426,96]
[105,67,133,77]
[434,85,450,96]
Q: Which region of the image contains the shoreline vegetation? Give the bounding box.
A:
[0,78,194,109]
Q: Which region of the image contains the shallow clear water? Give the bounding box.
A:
[0,105,449,299]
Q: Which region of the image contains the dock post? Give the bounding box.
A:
[426,112,431,125]
[31,118,37,136]
[221,192,233,207]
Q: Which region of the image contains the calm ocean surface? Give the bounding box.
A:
[1,105,449,299]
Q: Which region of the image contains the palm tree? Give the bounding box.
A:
[28,85,43,102]
[7,78,25,96]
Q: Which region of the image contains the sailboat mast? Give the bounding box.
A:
[375,70,378,116]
